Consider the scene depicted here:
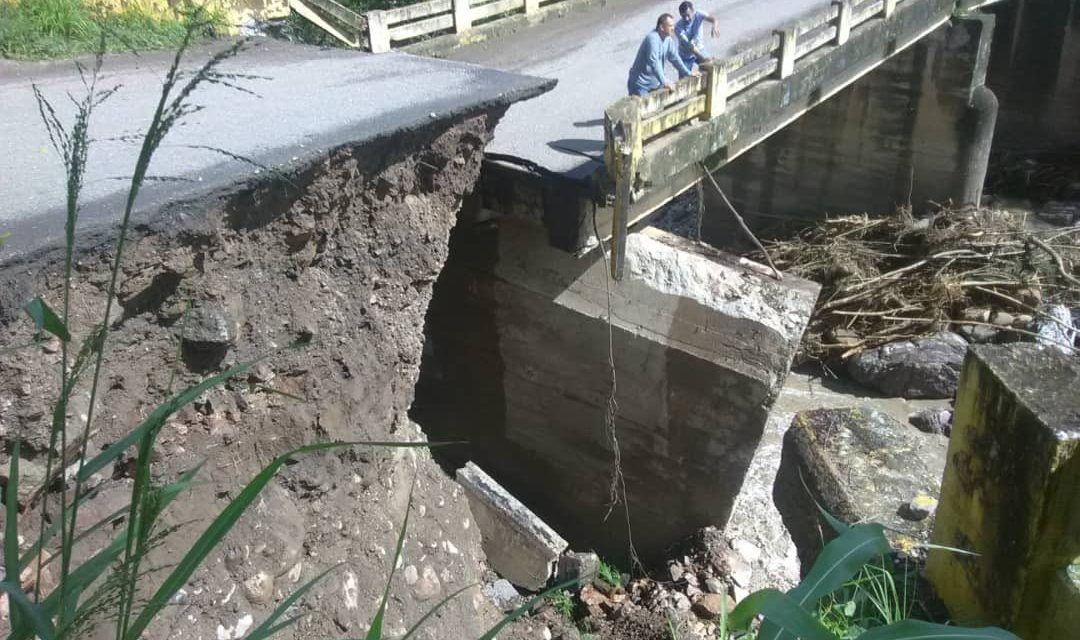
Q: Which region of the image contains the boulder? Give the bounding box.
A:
[847,332,968,399]
[773,408,947,568]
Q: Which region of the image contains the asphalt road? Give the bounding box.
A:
[447,0,835,180]
[0,40,551,258]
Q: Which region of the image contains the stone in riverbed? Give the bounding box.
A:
[847,332,968,399]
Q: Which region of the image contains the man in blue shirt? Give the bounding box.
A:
[627,13,698,97]
[675,1,720,71]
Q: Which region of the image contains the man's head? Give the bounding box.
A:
[656,13,676,38]
[678,1,694,22]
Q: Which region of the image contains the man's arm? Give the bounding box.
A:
[666,38,695,78]
[678,30,708,62]
[703,13,720,38]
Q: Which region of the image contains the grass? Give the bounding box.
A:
[816,560,913,639]
[547,589,575,621]
[0,0,226,60]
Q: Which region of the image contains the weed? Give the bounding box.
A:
[597,557,622,589]
[547,589,575,621]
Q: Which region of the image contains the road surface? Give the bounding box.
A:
[0,40,550,257]
[448,0,835,180]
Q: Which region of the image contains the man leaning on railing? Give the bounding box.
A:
[626,13,701,97]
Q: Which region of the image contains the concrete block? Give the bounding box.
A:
[457,462,568,590]
[415,219,819,563]
[927,345,1080,640]
[774,407,948,568]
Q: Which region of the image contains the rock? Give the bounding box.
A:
[774,408,948,567]
[557,551,599,585]
[899,494,938,521]
[990,311,1015,327]
[1036,304,1076,353]
[242,571,274,605]
[847,332,969,399]
[960,307,990,323]
[41,338,60,354]
[184,302,234,347]
[691,593,733,620]
[413,565,441,601]
[728,556,752,588]
[909,408,952,436]
[704,577,725,595]
[958,323,999,344]
[668,563,684,583]
[1037,200,1080,226]
[730,538,761,564]
[672,592,692,611]
[403,565,418,586]
[686,585,702,598]
[483,579,521,611]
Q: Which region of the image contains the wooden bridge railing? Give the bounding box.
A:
[366,0,551,53]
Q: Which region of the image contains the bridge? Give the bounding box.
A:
[289,0,1005,276]
[4,0,1064,575]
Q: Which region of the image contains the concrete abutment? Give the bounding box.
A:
[412,216,818,564]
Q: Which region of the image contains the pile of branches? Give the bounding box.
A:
[752,206,1080,361]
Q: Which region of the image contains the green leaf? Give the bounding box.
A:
[0,580,56,640]
[799,468,850,535]
[0,230,10,247]
[7,466,203,640]
[859,620,1022,640]
[477,578,583,640]
[23,297,71,342]
[728,589,835,640]
[246,562,344,640]
[367,474,416,640]
[5,441,22,633]
[78,358,261,483]
[124,441,437,640]
[758,524,891,640]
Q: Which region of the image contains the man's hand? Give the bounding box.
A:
[690,69,701,78]
[664,83,676,92]
[711,24,720,38]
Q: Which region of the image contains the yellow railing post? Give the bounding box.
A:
[883,0,897,18]
[776,27,797,78]
[834,0,852,45]
[366,9,391,52]
[704,60,727,119]
[608,100,642,281]
[525,0,539,16]
[453,0,472,32]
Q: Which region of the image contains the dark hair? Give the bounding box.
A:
[656,13,675,28]
[678,1,694,14]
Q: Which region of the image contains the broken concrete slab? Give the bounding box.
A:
[773,407,948,569]
[457,462,568,591]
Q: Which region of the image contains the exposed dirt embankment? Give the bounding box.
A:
[0,112,508,639]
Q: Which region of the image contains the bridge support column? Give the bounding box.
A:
[703,13,999,245]
[412,217,818,564]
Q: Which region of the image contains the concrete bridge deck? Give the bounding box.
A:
[448,0,835,181]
